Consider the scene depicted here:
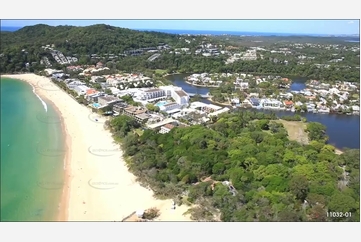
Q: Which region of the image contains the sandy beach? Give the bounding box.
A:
[2,74,192,221]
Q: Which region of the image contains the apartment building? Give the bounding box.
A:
[172,89,189,105]
[159,102,181,113]
[138,88,166,100]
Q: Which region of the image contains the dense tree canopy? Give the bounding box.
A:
[106,110,360,222]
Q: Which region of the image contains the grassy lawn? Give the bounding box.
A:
[274,120,309,144]
[352,94,359,99]
[134,128,144,136]
[155,69,167,75]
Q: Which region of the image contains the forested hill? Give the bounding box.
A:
[0,24,180,54]
[106,110,360,222]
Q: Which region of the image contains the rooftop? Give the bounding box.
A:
[86,88,98,95]
[124,106,147,115]
[163,124,175,130]
[206,104,222,110]
[136,113,150,120]
[144,88,162,93]
[175,90,188,97]
[98,96,120,102]
[163,102,178,107]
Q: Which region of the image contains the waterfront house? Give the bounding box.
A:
[44,69,63,76]
[67,80,85,89]
[249,97,260,107]
[242,99,252,107]
[283,100,294,108]
[279,93,293,100]
[86,88,98,96]
[352,105,360,114]
[306,103,316,112]
[261,99,283,109]
[73,85,90,96]
[86,92,103,103]
[52,72,66,79]
[249,93,259,98]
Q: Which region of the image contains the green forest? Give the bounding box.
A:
[1,24,359,82]
[105,110,360,222]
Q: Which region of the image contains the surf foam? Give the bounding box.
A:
[31,84,48,112]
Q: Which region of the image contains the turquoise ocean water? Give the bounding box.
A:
[1,77,65,221]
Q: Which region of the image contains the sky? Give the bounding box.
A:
[1,20,360,35]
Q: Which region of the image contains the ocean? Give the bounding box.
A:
[0,77,65,221]
[1,26,359,41]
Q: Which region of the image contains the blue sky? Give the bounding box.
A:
[1,20,359,35]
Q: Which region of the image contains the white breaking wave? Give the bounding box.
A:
[31,84,48,112]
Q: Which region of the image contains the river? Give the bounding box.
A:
[166,74,360,149]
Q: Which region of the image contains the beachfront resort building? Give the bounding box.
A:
[159,102,181,113]
[73,85,90,96]
[123,105,150,123]
[97,96,122,107]
[137,88,166,100]
[172,89,189,106]
[159,86,190,106]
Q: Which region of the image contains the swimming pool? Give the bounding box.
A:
[155,101,168,107]
[93,103,101,108]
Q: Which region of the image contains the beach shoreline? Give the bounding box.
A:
[1,74,193,221]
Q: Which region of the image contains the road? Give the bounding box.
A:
[148,54,161,62]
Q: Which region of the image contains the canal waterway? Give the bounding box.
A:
[166,74,360,149]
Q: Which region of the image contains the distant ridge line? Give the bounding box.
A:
[1,25,359,38]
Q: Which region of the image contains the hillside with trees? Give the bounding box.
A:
[1,24,181,53]
[1,24,359,82]
[105,110,360,222]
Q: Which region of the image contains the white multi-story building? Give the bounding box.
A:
[138,88,166,100]
[160,102,181,113]
[171,89,189,106]
[159,86,190,105]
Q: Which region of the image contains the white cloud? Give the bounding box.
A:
[348,21,354,24]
